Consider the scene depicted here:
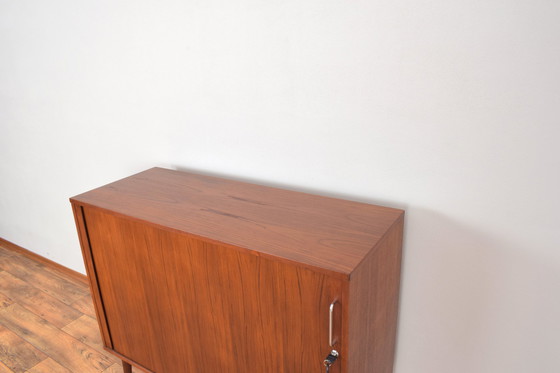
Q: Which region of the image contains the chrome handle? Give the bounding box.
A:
[329,300,337,346]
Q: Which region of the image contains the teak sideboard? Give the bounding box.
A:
[70,167,404,373]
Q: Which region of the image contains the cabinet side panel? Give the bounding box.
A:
[348,215,404,373]
[70,203,112,348]
[83,206,344,373]
[82,207,166,372]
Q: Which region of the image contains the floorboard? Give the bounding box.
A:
[26,358,72,373]
[0,271,83,329]
[0,251,88,305]
[0,245,138,372]
[0,324,46,373]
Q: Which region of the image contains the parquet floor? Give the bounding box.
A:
[0,244,139,373]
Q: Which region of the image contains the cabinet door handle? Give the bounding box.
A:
[329,300,337,346]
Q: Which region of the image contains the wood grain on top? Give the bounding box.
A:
[70,167,403,276]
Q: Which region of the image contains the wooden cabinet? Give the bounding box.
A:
[70,168,404,373]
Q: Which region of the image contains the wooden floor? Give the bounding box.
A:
[0,244,138,373]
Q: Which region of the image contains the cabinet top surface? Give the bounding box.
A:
[71,168,403,275]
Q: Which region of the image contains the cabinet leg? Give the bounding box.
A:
[122,360,132,373]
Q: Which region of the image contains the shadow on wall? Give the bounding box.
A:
[398,208,560,373]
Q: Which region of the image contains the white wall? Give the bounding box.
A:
[1,0,559,372]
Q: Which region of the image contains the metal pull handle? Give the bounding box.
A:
[329,300,337,346]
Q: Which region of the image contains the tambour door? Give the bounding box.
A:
[82,206,344,373]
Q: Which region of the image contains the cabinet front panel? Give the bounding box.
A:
[84,207,343,373]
